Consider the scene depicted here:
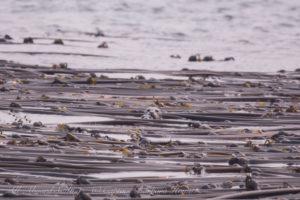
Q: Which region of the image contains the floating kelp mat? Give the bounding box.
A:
[0,59,300,199]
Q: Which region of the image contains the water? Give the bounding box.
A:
[0,110,112,124]
[89,171,244,179]
[0,0,300,72]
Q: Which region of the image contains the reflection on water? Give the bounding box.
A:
[95,73,187,80]
[0,110,112,124]
[89,171,244,179]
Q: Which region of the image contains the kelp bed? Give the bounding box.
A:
[0,59,300,200]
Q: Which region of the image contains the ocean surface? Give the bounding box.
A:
[0,0,300,72]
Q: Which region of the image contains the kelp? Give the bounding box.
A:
[0,59,300,199]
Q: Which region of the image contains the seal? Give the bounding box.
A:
[141,107,162,120]
[245,174,258,190]
[129,186,141,198]
[75,191,92,200]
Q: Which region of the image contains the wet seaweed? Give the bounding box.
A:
[0,59,300,199]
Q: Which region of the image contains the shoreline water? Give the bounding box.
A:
[1,0,300,72]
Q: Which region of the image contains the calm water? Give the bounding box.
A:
[0,0,300,72]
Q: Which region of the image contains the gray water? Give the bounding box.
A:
[1,0,300,72]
